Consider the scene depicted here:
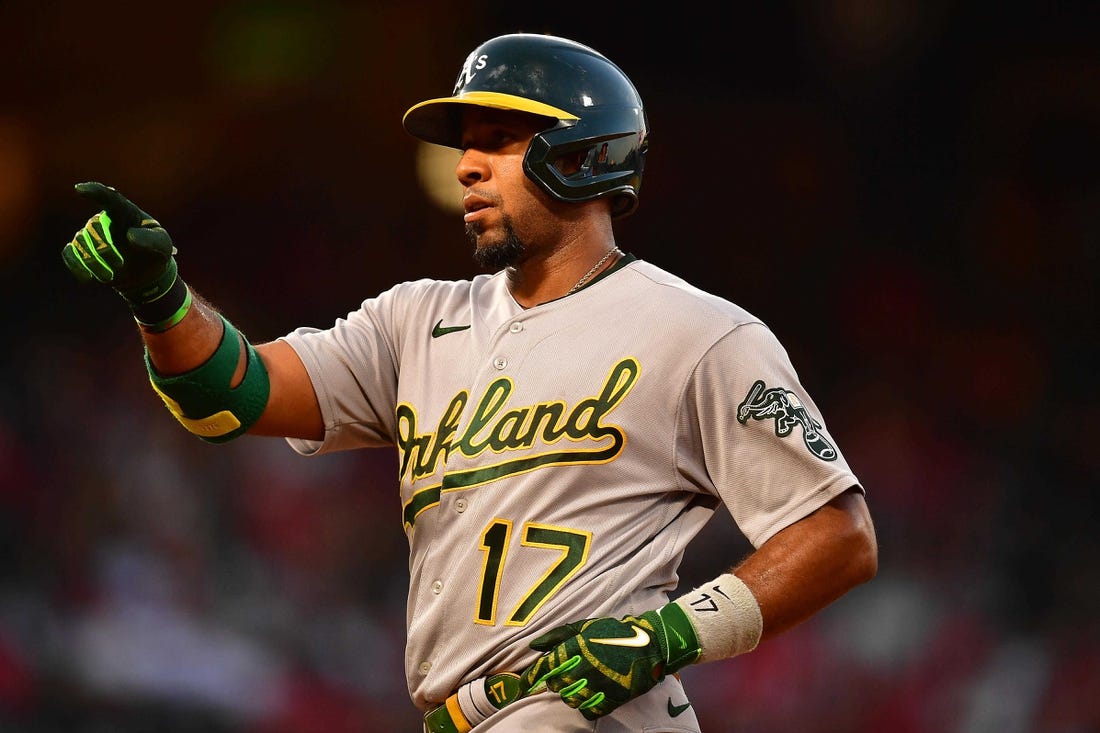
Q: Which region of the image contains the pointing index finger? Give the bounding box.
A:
[74,181,145,226]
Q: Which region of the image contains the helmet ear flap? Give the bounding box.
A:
[609,189,640,219]
[523,114,646,218]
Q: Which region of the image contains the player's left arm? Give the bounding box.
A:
[519,486,876,719]
[732,486,875,640]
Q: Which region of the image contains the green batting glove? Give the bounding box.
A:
[63,182,178,306]
[519,604,702,720]
[64,182,191,331]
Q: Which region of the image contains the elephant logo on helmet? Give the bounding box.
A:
[736,380,837,461]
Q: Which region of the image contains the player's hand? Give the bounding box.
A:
[63,182,177,304]
[519,606,701,720]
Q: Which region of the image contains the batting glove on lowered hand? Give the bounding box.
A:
[519,604,701,720]
[63,182,178,307]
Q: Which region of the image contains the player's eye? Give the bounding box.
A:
[484,127,518,148]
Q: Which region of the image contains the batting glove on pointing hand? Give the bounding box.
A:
[520,605,701,720]
[63,182,177,306]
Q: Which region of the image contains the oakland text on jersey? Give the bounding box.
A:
[398,358,640,532]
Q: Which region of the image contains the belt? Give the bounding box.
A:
[423,672,526,732]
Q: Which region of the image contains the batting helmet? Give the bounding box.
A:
[403,33,648,219]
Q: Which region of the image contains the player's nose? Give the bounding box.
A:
[456,149,488,186]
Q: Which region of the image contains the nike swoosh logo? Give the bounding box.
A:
[589,625,650,648]
[668,698,692,717]
[431,319,471,338]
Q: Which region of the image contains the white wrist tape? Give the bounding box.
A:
[672,573,763,663]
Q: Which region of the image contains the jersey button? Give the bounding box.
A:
[455,498,468,513]
[418,661,432,675]
[509,322,523,333]
[431,580,444,594]
[493,357,508,370]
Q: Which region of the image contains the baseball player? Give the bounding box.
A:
[62,33,877,732]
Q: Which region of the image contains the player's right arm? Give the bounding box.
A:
[62,182,323,443]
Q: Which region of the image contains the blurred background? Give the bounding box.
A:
[1,1,1098,731]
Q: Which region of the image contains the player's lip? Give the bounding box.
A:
[463,193,493,222]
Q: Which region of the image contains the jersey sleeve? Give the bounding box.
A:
[680,321,862,547]
[279,284,409,456]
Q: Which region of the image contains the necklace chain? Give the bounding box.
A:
[567,246,622,295]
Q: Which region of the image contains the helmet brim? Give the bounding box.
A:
[403,91,578,149]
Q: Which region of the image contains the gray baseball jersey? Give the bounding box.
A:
[280,256,862,719]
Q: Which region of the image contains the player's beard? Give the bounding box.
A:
[467,215,526,271]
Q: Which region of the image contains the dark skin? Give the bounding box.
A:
[141,105,877,647]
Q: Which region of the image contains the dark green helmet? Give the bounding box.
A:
[403,33,648,218]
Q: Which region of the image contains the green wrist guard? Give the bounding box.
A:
[125,258,193,332]
[146,316,270,443]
